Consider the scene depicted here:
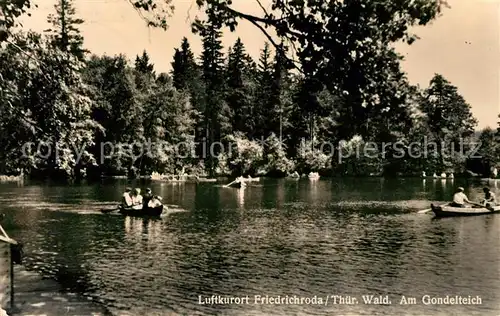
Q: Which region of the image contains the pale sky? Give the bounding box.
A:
[20,0,500,130]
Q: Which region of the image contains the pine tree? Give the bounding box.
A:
[171,37,197,91]
[254,42,274,139]
[199,19,229,175]
[135,50,155,76]
[45,0,87,60]
[226,38,256,137]
[270,45,288,142]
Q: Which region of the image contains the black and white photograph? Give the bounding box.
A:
[0,0,499,315]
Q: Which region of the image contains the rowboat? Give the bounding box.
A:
[196,178,217,182]
[431,204,500,217]
[308,172,320,180]
[232,181,247,188]
[151,177,186,182]
[118,204,164,217]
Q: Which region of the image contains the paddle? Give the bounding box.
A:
[223,179,236,188]
[418,203,448,214]
[471,202,487,208]
[100,206,120,213]
[224,177,245,188]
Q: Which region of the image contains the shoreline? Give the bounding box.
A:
[9,265,110,316]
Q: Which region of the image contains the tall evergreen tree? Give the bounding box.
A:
[198,16,230,175]
[270,43,292,142]
[226,38,256,137]
[254,42,274,139]
[171,38,197,91]
[135,50,155,76]
[45,0,87,60]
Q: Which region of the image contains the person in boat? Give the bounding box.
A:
[481,187,496,207]
[147,195,163,208]
[143,188,153,206]
[450,187,472,208]
[122,187,133,207]
[131,188,143,206]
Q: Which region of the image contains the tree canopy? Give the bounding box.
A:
[1,0,496,179]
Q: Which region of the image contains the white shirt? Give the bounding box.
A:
[148,198,162,208]
[133,195,143,205]
[453,192,468,205]
[122,192,133,207]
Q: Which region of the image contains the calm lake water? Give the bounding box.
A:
[1,178,499,315]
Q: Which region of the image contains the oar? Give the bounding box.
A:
[223,179,238,188]
[418,203,447,214]
[223,180,235,188]
[100,206,120,213]
[418,207,433,214]
[471,202,487,208]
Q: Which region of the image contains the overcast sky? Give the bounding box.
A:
[20,0,500,130]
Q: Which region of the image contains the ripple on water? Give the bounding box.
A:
[2,180,500,315]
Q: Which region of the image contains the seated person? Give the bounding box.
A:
[481,187,496,207]
[147,195,163,208]
[132,188,143,206]
[143,188,153,205]
[122,187,133,207]
[450,187,472,208]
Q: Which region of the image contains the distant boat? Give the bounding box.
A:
[196,178,217,183]
[233,181,247,188]
[223,177,248,188]
[308,172,320,180]
[244,176,260,182]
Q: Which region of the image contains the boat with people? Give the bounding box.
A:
[308,172,320,180]
[232,181,247,188]
[430,203,500,217]
[101,187,165,217]
[419,186,498,217]
[118,204,164,217]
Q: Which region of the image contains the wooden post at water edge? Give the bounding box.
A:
[0,223,18,314]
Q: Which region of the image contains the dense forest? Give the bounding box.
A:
[0,0,498,179]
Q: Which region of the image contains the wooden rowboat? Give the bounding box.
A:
[431,203,500,217]
[196,178,217,182]
[118,204,164,217]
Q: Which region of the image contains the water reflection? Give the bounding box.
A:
[123,216,163,246]
[0,178,499,315]
[236,187,245,209]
